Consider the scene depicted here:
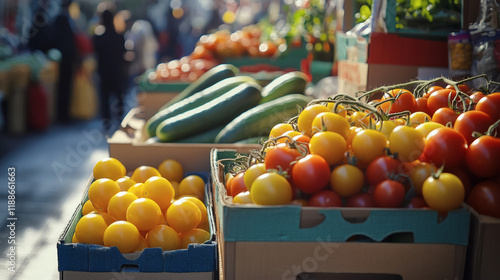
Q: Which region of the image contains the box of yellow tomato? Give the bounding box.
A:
[57,157,217,280]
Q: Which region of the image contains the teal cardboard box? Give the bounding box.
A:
[211,149,471,280]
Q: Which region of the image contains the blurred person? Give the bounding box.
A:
[93,8,128,132]
[126,19,159,79]
[53,0,78,124]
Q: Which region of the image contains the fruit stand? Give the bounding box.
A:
[2,0,497,280]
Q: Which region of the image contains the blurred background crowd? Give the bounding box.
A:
[0,0,280,135]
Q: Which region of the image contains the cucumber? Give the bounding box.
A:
[259,71,309,104]
[156,82,262,142]
[159,64,239,110]
[235,137,266,144]
[170,124,226,143]
[145,76,257,137]
[215,94,313,143]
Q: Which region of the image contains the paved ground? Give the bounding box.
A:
[0,118,110,279]
[0,86,137,279]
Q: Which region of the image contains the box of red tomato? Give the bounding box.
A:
[211,149,470,280]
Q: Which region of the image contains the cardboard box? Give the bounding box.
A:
[465,209,500,280]
[108,108,260,173]
[57,172,217,280]
[211,149,471,280]
[337,32,449,94]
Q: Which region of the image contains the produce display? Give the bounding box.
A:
[146,24,303,85]
[145,66,311,143]
[219,74,500,219]
[73,157,210,253]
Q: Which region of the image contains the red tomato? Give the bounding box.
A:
[415,97,429,115]
[466,136,500,178]
[423,85,444,99]
[454,110,494,145]
[307,190,343,207]
[421,127,468,170]
[447,166,473,198]
[229,172,247,197]
[427,89,457,116]
[431,107,459,126]
[406,197,429,209]
[378,89,418,114]
[373,180,406,208]
[264,144,303,173]
[345,193,376,207]
[446,83,471,94]
[470,91,485,108]
[365,156,403,187]
[476,92,500,121]
[292,154,331,195]
[466,180,500,218]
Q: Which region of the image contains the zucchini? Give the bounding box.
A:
[215,94,313,143]
[156,82,262,142]
[159,64,239,110]
[259,71,309,104]
[145,76,257,137]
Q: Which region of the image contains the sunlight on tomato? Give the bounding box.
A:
[116,177,136,192]
[131,166,161,183]
[330,164,364,197]
[93,158,126,181]
[422,173,465,212]
[269,123,294,139]
[103,221,141,253]
[107,191,138,221]
[251,173,293,205]
[128,182,144,198]
[297,104,330,137]
[388,125,425,162]
[88,178,121,212]
[158,159,184,183]
[352,129,388,167]
[415,122,444,138]
[82,199,97,216]
[126,198,163,231]
[75,213,108,245]
[180,228,211,249]
[233,191,253,204]
[142,176,175,211]
[178,175,205,200]
[243,163,267,191]
[311,112,351,140]
[146,224,181,251]
[178,196,208,226]
[165,199,201,233]
[309,131,347,165]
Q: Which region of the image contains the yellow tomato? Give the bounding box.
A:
[297,104,330,137]
[142,176,175,211]
[115,177,136,191]
[128,183,144,198]
[103,221,141,253]
[88,178,121,212]
[82,200,97,216]
[180,228,211,249]
[107,191,138,221]
[177,196,208,226]
[93,158,126,181]
[75,213,108,245]
[165,199,201,233]
[131,166,161,183]
[146,225,181,251]
[178,175,205,201]
[158,159,184,183]
[232,191,253,204]
[126,198,163,231]
[269,123,294,139]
